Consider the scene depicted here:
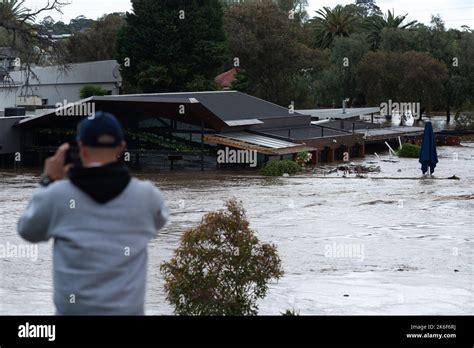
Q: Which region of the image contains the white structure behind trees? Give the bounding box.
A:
[0,60,122,111]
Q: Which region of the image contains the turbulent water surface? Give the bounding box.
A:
[1,144,473,315]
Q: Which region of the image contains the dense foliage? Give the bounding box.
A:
[79,85,107,99]
[116,0,227,93]
[161,199,283,316]
[397,143,421,158]
[224,0,473,115]
[261,160,302,176]
[66,14,126,63]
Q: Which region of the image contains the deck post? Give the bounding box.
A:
[201,121,204,172]
[328,148,334,162]
[312,150,318,165]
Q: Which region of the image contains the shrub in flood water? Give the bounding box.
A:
[161,199,284,316]
[296,151,313,167]
[397,143,421,158]
[261,160,301,176]
[454,112,474,130]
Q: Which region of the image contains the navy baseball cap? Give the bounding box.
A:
[76,112,124,148]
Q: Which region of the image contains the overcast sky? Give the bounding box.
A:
[25,0,474,29]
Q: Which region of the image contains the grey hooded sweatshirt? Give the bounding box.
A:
[18,162,169,315]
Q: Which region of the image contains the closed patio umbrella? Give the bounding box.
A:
[419,122,438,175]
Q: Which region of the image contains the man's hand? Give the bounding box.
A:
[43,143,71,181]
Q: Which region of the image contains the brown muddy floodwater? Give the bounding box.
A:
[1,144,473,315]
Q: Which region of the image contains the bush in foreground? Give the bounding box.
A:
[261,160,301,176]
[161,199,284,316]
[397,143,421,158]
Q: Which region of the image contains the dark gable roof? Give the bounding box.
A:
[17,91,307,130]
[197,91,303,121]
[119,91,302,121]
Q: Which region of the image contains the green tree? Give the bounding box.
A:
[230,71,250,92]
[379,26,430,52]
[426,17,474,120]
[161,199,283,316]
[277,0,308,22]
[345,0,382,18]
[67,14,126,63]
[225,0,315,105]
[310,5,357,49]
[356,51,448,112]
[363,10,417,49]
[68,15,96,33]
[116,0,227,93]
[330,33,371,105]
[79,85,108,99]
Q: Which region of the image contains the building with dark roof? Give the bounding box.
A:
[1,91,365,170]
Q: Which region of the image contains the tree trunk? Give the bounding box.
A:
[418,107,426,121]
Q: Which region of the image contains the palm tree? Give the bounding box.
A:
[0,0,35,45]
[311,5,358,49]
[0,0,31,21]
[363,10,418,49]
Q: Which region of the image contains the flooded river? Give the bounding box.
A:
[1,144,473,315]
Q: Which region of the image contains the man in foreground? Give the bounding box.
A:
[18,112,170,315]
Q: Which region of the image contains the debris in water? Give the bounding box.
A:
[433,194,474,201]
[360,200,397,206]
[337,163,381,174]
[396,264,419,272]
